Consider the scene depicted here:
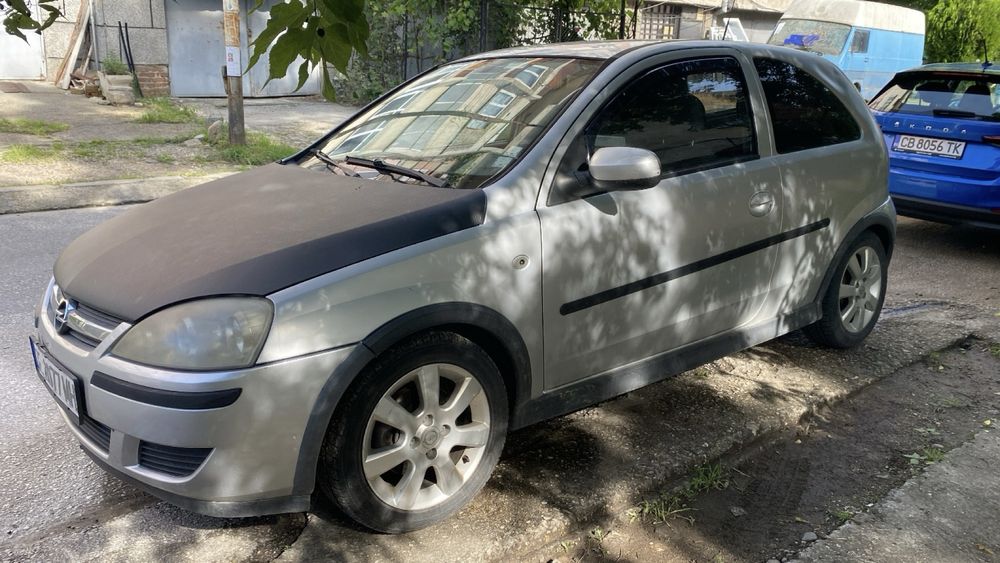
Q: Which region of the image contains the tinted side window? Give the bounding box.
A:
[753,57,861,154]
[586,56,757,176]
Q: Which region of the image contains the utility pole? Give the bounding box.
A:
[222,0,246,145]
[619,0,626,40]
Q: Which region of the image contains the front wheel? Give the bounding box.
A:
[318,331,508,533]
[804,232,887,348]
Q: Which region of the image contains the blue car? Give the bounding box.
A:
[869,63,1000,228]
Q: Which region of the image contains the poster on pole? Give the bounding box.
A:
[225,46,241,76]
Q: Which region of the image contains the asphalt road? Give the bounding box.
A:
[0,208,997,561]
[0,207,147,545]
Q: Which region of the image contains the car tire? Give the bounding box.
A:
[318,331,508,533]
[804,232,887,349]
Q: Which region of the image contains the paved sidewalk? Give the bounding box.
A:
[0,173,234,215]
[799,428,1000,563]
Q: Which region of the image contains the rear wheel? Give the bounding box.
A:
[804,232,887,348]
[318,332,508,533]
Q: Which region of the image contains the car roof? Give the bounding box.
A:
[900,62,1000,77]
[456,40,807,62]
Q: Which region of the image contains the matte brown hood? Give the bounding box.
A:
[54,163,486,322]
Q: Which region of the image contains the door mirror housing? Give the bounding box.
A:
[588,147,661,192]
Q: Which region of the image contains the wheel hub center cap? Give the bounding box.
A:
[421,428,441,448]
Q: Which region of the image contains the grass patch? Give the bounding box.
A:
[989,343,1000,358]
[101,56,130,75]
[209,132,296,165]
[0,118,69,135]
[629,494,694,524]
[688,462,729,494]
[135,97,200,124]
[155,154,176,164]
[627,463,730,525]
[0,143,62,163]
[831,509,854,523]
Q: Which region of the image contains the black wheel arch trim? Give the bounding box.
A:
[813,208,896,308]
[291,302,532,495]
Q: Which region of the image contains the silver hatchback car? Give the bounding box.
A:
[31,41,893,532]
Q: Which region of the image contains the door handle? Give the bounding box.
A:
[748,191,774,217]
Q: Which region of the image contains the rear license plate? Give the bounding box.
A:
[30,339,82,424]
[893,134,966,159]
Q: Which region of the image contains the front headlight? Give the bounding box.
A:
[111,298,273,371]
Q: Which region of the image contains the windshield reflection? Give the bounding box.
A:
[304,57,603,189]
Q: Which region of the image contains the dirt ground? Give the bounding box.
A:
[0,81,354,187]
[531,340,1000,563]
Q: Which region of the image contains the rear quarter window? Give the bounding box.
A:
[753,57,862,154]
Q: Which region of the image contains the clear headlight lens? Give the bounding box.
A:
[111,298,273,371]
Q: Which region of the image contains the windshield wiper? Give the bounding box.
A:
[344,155,449,188]
[310,149,362,177]
[932,109,978,119]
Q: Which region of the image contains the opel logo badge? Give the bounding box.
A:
[54,296,76,334]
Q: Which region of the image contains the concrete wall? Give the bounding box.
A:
[41,0,170,95]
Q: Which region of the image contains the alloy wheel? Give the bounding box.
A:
[838,246,882,333]
[362,363,491,511]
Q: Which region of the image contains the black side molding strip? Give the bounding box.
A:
[560,218,831,316]
[91,372,242,410]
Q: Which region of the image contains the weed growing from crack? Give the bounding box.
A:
[689,463,729,494]
[831,509,854,523]
[628,463,730,525]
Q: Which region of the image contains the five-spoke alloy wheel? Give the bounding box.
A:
[318,332,508,533]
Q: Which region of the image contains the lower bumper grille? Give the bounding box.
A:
[79,415,112,452]
[138,442,212,477]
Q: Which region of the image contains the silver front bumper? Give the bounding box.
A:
[34,296,355,513]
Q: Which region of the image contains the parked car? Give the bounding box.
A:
[30,40,894,533]
[769,0,925,100]
[869,63,1000,228]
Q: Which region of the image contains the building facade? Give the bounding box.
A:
[0,0,318,97]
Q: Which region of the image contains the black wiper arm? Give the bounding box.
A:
[933,108,977,118]
[310,149,362,177]
[344,155,449,188]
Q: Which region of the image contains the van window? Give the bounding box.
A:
[768,19,851,56]
[850,29,870,54]
[585,56,757,176]
[753,57,862,153]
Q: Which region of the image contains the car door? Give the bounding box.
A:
[537,52,783,389]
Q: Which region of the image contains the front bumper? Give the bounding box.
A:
[34,302,355,516]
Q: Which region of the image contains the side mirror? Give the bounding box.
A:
[588,147,661,192]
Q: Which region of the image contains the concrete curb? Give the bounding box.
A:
[0,173,235,215]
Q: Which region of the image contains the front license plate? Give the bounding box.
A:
[894,134,966,159]
[30,339,82,424]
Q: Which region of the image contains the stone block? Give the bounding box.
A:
[151,0,166,29]
[100,0,153,28]
[42,20,77,60]
[122,27,169,65]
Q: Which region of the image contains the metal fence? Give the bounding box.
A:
[338,0,687,101]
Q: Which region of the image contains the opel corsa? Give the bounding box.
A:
[31,41,894,533]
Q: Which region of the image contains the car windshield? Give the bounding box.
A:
[768,19,851,56]
[303,57,604,189]
[869,73,1000,121]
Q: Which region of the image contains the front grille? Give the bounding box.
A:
[74,303,122,330]
[47,285,123,349]
[79,415,112,452]
[138,442,212,477]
